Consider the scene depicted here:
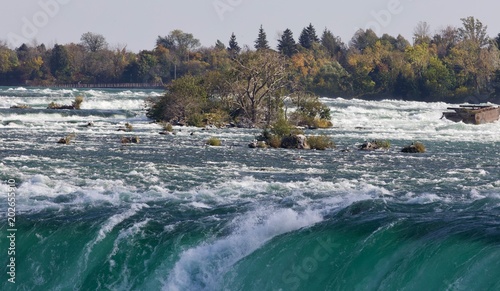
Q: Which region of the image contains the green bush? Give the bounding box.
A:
[313,118,333,129]
[206,137,222,146]
[374,140,391,149]
[307,135,335,150]
[271,117,293,138]
[203,110,230,128]
[268,135,282,148]
[187,113,205,127]
[161,122,174,132]
[256,141,268,148]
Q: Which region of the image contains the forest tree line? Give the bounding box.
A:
[2,17,500,102]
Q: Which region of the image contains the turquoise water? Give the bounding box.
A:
[0,87,499,290]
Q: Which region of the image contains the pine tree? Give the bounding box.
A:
[228,33,241,55]
[254,25,270,50]
[278,29,297,57]
[321,29,342,58]
[299,23,319,49]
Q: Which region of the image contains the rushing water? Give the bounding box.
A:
[0,87,499,291]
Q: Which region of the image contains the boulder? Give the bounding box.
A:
[281,134,310,149]
[57,134,75,145]
[10,104,31,109]
[121,136,140,144]
[358,141,378,151]
[296,134,310,150]
[358,140,390,151]
[402,142,426,153]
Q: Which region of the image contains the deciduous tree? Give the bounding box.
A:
[458,16,490,48]
[413,21,431,45]
[80,32,108,52]
[228,50,290,126]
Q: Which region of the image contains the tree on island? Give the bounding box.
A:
[229,50,289,126]
[254,25,270,50]
[278,29,298,57]
[148,49,294,128]
[321,29,344,59]
[458,16,490,48]
[156,30,201,61]
[413,21,431,45]
[50,44,71,82]
[228,33,241,56]
[215,40,226,50]
[349,29,378,52]
[299,23,320,49]
[80,32,108,52]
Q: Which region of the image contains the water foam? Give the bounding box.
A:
[164,207,323,291]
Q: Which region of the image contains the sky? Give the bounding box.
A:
[2,0,500,52]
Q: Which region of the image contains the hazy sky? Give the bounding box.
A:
[2,0,500,52]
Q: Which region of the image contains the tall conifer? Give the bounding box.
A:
[299,23,319,49]
[278,29,297,57]
[228,33,241,55]
[255,25,270,50]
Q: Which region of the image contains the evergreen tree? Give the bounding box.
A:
[254,25,270,50]
[215,40,226,50]
[495,33,500,49]
[50,44,71,81]
[299,23,319,49]
[321,29,342,58]
[278,29,297,57]
[228,33,241,55]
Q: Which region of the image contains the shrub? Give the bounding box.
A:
[206,137,222,146]
[72,96,84,109]
[307,135,335,150]
[203,110,230,128]
[187,113,205,127]
[161,122,174,132]
[374,140,391,149]
[313,119,333,129]
[57,133,76,144]
[125,123,133,132]
[268,135,282,148]
[48,102,63,109]
[413,142,426,153]
[271,117,293,138]
[256,141,268,148]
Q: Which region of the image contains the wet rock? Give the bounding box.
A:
[402,142,426,153]
[121,136,140,144]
